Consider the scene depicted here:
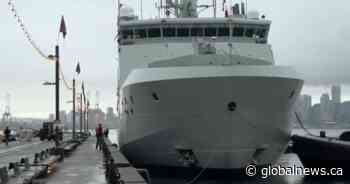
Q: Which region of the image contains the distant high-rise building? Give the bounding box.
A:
[60,110,67,123]
[88,108,106,128]
[303,95,312,110]
[331,85,341,104]
[106,107,115,121]
[296,95,312,120]
[331,85,341,121]
[320,93,332,122]
[49,113,54,121]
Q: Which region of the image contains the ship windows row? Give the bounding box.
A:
[121,26,267,40]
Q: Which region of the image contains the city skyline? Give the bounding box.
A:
[1,0,350,118]
[296,84,350,128]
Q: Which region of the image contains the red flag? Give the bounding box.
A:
[59,16,67,39]
[76,62,81,74]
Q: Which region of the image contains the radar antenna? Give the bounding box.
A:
[157,0,216,18]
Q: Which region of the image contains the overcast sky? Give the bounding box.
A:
[1,0,350,118]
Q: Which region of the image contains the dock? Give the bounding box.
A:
[102,138,149,184]
[0,135,148,184]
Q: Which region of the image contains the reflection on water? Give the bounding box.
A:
[108,129,350,184]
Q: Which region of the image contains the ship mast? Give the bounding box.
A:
[157,0,215,18]
[156,0,248,18]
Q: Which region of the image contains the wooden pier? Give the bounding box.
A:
[0,135,147,184]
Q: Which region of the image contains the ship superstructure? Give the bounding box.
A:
[117,0,303,169]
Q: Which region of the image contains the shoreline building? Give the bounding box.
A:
[331,85,341,121]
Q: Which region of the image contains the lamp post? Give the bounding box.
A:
[55,45,60,124]
[86,100,90,134]
[72,62,80,140]
[47,47,61,124]
[72,78,76,139]
[80,93,83,133]
[81,82,86,133]
[54,16,67,124]
[83,100,86,133]
[83,92,86,133]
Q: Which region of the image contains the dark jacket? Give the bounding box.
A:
[4,128,10,137]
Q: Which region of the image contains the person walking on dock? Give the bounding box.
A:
[4,126,11,146]
[95,123,103,151]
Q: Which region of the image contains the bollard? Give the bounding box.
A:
[40,151,45,160]
[43,150,47,158]
[13,162,20,176]
[115,168,121,180]
[60,148,65,161]
[8,163,15,170]
[0,167,9,184]
[34,153,39,164]
[320,131,326,138]
[20,158,26,164]
[20,157,30,171]
[24,158,30,170]
[49,148,54,155]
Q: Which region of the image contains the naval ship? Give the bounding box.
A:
[117,0,303,169]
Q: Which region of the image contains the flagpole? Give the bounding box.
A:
[80,93,83,133]
[55,44,60,123]
[72,78,76,139]
[56,16,67,124]
[117,0,121,117]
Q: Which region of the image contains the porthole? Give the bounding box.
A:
[152,92,159,101]
[228,102,237,112]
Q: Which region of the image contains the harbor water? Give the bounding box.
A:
[108,129,350,184]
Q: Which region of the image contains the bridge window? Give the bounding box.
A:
[163,27,176,37]
[135,29,147,39]
[191,27,203,37]
[233,27,244,37]
[245,28,255,37]
[257,29,267,38]
[218,27,230,37]
[122,29,133,39]
[149,28,161,38]
[205,27,217,37]
[177,27,189,37]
